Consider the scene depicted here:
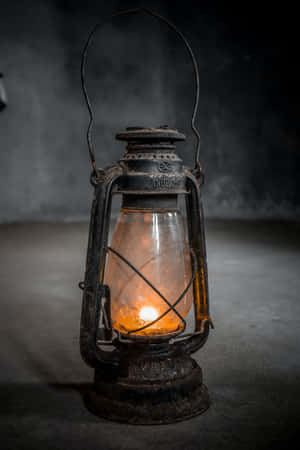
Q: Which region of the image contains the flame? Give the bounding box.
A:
[139,306,159,322]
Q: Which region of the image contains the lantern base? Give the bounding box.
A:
[85,343,210,424]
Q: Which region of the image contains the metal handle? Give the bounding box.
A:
[81,7,201,175]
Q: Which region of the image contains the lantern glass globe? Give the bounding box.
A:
[105,208,193,337]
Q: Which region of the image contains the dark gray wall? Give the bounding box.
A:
[0,0,299,221]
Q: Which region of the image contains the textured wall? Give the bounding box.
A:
[0,0,299,221]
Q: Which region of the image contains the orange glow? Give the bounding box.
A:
[105,209,193,338]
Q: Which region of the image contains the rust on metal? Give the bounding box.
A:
[79,7,213,425]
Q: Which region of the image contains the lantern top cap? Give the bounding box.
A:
[116,126,186,142]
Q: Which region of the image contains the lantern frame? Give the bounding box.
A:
[79,8,213,424]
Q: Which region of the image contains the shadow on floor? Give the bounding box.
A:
[0,382,104,423]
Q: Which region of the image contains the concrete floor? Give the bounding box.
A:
[0,220,299,450]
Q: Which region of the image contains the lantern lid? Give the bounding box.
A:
[116,126,186,142]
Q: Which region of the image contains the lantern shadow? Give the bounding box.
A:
[0,382,110,424]
[0,371,299,447]
[1,326,105,423]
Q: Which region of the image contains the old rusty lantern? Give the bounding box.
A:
[79,8,213,424]
[0,73,7,111]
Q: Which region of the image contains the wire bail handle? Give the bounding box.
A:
[81,7,201,176]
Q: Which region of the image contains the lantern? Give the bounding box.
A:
[0,73,7,111]
[79,8,213,424]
